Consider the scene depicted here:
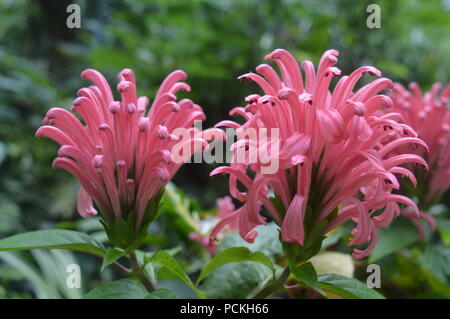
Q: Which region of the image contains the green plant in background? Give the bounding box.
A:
[0,250,83,299]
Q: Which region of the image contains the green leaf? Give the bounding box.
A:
[0,251,60,299]
[369,218,418,263]
[318,273,385,299]
[145,251,206,299]
[436,217,450,246]
[0,229,105,256]
[200,262,276,299]
[218,223,283,259]
[197,247,275,284]
[101,247,126,271]
[30,250,83,299]
[145,288,176,299]
[415,244,450,286]
[199,228,281,299]
[83,279,147,299]
[289,261,325,295]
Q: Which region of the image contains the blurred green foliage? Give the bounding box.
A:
[0,0,449,298]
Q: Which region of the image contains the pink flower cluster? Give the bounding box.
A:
[390,82,450,205]
[211,49,428,258]
[36,69,208,231]
[36,49,444,260]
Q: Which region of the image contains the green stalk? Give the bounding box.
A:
[251,265,291,299]
[129,251,156,293]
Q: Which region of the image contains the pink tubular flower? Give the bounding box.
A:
[390,82,450,205]
[189,196,239,255]
[216,196,240,230]
[211,49,428,259]
[36,68,211,247]
[388,83,449,239]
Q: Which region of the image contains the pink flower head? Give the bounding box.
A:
[211,49,428,259]
[390,82,450,205]
[36,68,210,246]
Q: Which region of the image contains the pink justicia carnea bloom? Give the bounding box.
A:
[211,49,428,259]
[36,68,213,242]
[390,82,450,205]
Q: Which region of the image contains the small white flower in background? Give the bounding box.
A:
[310,252,355,278]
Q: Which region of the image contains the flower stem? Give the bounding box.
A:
[129,251,156,293]
[251,265,291,299]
